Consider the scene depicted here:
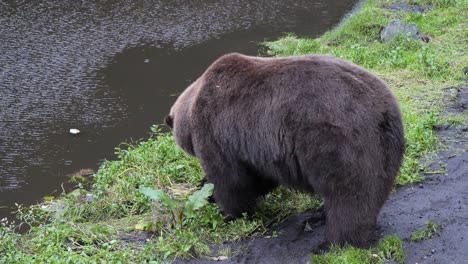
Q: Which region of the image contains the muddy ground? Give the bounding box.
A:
[180,88,467,264]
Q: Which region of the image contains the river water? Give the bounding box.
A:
[0,0,357,219]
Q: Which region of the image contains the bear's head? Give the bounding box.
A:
[165,78,202,157]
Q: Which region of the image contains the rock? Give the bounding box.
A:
[458,89,468,107]
[387,3,430,13]
[210,256,229,261]
[446,87,468,114]
[83,193,95,202]
[380,19,425,42]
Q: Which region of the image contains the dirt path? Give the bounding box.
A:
[382,88,467,264]
[182,88,467,264]
[380,127,467,264]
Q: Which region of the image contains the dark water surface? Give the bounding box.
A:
[0,0,357,218]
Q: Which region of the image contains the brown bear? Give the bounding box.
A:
[165,53,405,247]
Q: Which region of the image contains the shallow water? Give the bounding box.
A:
[0,0,357,218]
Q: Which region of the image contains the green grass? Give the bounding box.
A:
[311,235,406,264]
[1,0,467,263]
[411,220,442,242]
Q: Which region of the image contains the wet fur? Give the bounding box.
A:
[165,53,405,247]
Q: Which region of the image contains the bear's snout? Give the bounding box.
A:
[164,115,174,129]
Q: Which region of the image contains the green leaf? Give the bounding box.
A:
[183,183,214,218]
[134,220,153,231]
[163,250,172,259]
[182,244,192,252]
[140,187,177,210]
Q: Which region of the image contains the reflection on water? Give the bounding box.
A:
[0,0,357,218]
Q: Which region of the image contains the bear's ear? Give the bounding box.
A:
[164,115,174,129]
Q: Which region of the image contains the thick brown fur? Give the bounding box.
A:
[165,53,405,247]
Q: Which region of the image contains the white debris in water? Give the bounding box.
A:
[69,128,80,134]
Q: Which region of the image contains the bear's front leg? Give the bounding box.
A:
[200,159,276,221]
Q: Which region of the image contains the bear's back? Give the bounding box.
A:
[187,54,402,186]
[192,53,398,138]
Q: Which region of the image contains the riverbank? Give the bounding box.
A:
[1,0,467,263]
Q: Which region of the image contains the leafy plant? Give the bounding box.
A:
[140,183,214,227]
[183,184,214,218]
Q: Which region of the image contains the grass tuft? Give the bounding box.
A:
[311,234,406,264]
[411,220,442,242]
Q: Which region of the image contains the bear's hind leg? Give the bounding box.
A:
[324,191,382,247]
